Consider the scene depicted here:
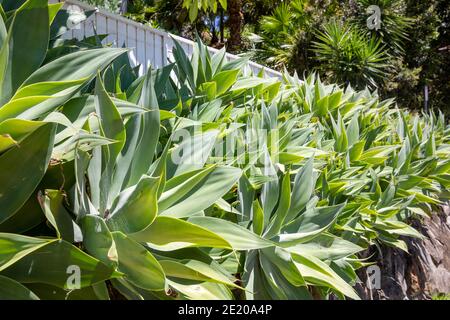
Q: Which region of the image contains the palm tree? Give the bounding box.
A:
[352,0,413,54]
[227,0,243,52]
[312,20,390,89]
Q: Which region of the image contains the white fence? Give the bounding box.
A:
[49,0,282,78]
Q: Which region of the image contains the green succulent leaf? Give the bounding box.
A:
[39,189,82,242]
[1,238,120,289]
[0,275,39,300]
[112,231,166,291]
[188,216,274,250]
[130,216,232,251]
[81,215,118,269]
[0,122,56,224]
[0,0,49,105]
[107,175,160,234]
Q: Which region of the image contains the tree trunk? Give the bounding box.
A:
[356,203,450,299]
[227,0,243,52]
[120,0,127,14]
[211,13,219,45]
[220,7,224,43]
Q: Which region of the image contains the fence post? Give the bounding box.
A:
[424,85,429,113]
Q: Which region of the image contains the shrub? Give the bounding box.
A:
[0,1,448,300]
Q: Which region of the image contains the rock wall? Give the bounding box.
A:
[356,204,450,300]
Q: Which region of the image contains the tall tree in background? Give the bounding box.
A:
[242,0,283,33]
[252,0,340,72]
[312,20,390,89]
[227,0,243,51]
[251,0,449,114]
[182,0,227,22]
[120,0,128,13]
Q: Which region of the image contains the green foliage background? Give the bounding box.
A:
[93,0,450,115]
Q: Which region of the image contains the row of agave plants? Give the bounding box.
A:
[0,1,449,300]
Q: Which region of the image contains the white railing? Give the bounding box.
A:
[49,0,282,78]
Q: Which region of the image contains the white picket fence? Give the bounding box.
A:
[49,0,282,78]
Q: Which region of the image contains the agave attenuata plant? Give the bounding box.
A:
[0,0,448,300]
